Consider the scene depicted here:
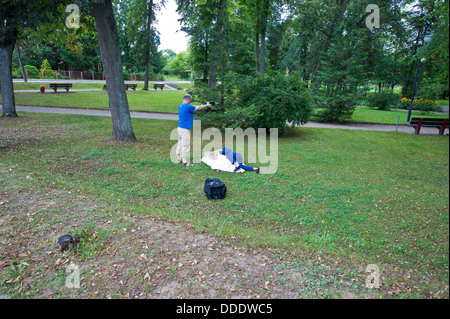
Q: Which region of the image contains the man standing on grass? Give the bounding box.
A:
[177,94,211,167]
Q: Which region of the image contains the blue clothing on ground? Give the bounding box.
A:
[221,147,253,171]
[178,104,196,129]
[237,163,254,172]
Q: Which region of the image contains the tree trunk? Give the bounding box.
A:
[259,27,266,74]
[91,0,136,142]
[208,0,227,88]
[15,43,27,83]
[259,0,269,74]
[203,38,209,82]
[255,30,260,72]
[143,0,153,91]
[0,41,17,117]
[208,49,218,88]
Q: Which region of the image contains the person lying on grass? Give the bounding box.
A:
[202,151,244,173]
[209,147,260,174]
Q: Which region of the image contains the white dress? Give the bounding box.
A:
[201,153,245,173]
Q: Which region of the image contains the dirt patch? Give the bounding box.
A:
[0,185,357,299]
[0,123,66,152]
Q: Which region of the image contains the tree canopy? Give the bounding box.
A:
[2,0,448,122]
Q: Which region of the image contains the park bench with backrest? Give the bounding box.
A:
[49,83,73,92]
[407,117,449,135]
[153,83,165,90]
[103,83,137,91]
[125,83,137,91]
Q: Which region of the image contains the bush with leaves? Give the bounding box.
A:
[40,59,55,79]
[23,65,40,79]
[315,95,356,122]
[12,69,23,78]
[419,78,448,100]
[239,72,313,131]
[366,92,401,110]
[192,71,313,134]
[397,97,442,112]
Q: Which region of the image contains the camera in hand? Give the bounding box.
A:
[203,101,216,113]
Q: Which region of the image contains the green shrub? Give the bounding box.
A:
[193,71,313,134]
[12,69,23,78]
[397,97,442,113]
[366,92,400,110]
[40,59,52,71]
[194,78,208,88]
[419,78,448,100]
[23,65,38,71]
[198,104,260,130]
[241,72,313,130]
[43,69,56,79]
[22,65,40,79]
[413,98,443,113]
[314,94,356,122]
[25,69,40,79]
[39,59,55,79]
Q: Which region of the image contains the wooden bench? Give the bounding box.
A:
[407,117,449,135]
[153,83,165,90]
[103,84,137,91]
[125,83,137,91]
[49,83,72,92]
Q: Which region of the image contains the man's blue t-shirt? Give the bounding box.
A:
[178,104,196,129]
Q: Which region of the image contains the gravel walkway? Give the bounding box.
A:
[9,105,450,135]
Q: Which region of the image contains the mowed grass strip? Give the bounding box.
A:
[0,112,448,297]
[4,88,448,123]
[350,107,449,125]
[3,90,185,113]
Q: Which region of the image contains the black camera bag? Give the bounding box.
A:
[203,178,227,200]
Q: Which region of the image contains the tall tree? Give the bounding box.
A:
[226,2,255,75]
[0,3,19,117]
[113,0,135,70]
[121,0,163,84]
[143,0,155,90]
[0,0,70,117]
[312,0,376,121]
[177,0,230,86]
[415,0,449,99]
[126,0,162,90]
[242,0,274,74]
[208,0,228,87]
[91,0,136,141]
[258,0,271,74]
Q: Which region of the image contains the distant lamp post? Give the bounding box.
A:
[407,27,433,123]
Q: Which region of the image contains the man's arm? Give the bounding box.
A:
[194,103,211,111]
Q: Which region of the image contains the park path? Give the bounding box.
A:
[11,105,449,135]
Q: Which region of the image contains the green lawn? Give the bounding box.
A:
[350,107,449,125]
[3,89,447,124]
[4,90,186,113]
[0,112,448,298]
